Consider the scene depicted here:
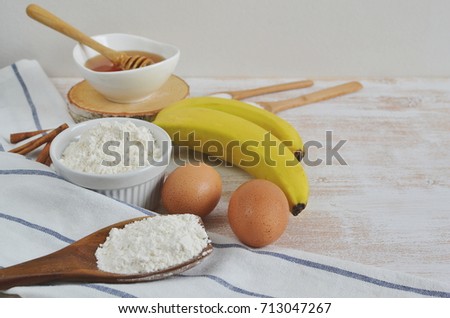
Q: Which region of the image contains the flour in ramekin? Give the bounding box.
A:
[95,214,210,274]
[60,120,161,174]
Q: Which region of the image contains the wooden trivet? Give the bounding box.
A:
[67,75,189,122]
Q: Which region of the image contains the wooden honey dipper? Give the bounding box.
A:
[26,4,154,70]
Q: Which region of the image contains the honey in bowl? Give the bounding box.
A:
[85,51,165,72]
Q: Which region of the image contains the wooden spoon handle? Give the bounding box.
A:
[225,80,314,100]
[26,4,123,64]
[259,81,363,113]
[0,254,68,290]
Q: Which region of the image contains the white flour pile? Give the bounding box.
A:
[95,214,210,274]
[60,120,161,174]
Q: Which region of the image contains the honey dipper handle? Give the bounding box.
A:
[26,4,124,65]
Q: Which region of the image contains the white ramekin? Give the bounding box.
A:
[49,118,172,210]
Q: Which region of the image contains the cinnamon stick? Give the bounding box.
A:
[36,141,52,165]
[10,129,51,144]
[44,154,52,166]
[9,123,68,155]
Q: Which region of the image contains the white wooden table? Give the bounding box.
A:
[53,77,450,286]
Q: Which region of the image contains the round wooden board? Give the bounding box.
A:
[67,75,189,122]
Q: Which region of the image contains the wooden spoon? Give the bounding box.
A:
[0,216,212,290]
[26,4,153,70]
[258,81,363,113]
[211,80,314,100]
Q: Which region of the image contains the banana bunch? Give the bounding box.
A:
[152,97,309,216]
[161,97,305,160]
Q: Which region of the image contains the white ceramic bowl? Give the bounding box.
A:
[73,33,180,103]
[50,118,172,210]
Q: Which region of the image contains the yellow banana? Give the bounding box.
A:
[153,106,309,216]
[161,97,304,161]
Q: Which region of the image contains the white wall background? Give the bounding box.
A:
[1,0,450,78]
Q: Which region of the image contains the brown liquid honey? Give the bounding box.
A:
[85,51,165,72]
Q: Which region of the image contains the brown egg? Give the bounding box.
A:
[227,179,290,247]
[161,162,222,218]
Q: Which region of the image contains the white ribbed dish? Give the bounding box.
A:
[98,171,165,210]
[50,118,172,210]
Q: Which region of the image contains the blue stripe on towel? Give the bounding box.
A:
[0,211,74,244]
[11,63,42,130]
[178,273,272,298]
[0,143,4,152]
[212,242,450,298]
[0,168,61,179]
[0,169,158,217]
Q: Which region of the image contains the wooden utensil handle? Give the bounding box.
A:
[0,269,54,290]
[26,4,122,64]
[228,80,314,100]
[0,255,66,290]
[260,81,363,113]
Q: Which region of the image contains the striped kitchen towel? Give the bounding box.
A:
[0,59,74,153]
[1,60,450,297]
[1,152,450,298]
